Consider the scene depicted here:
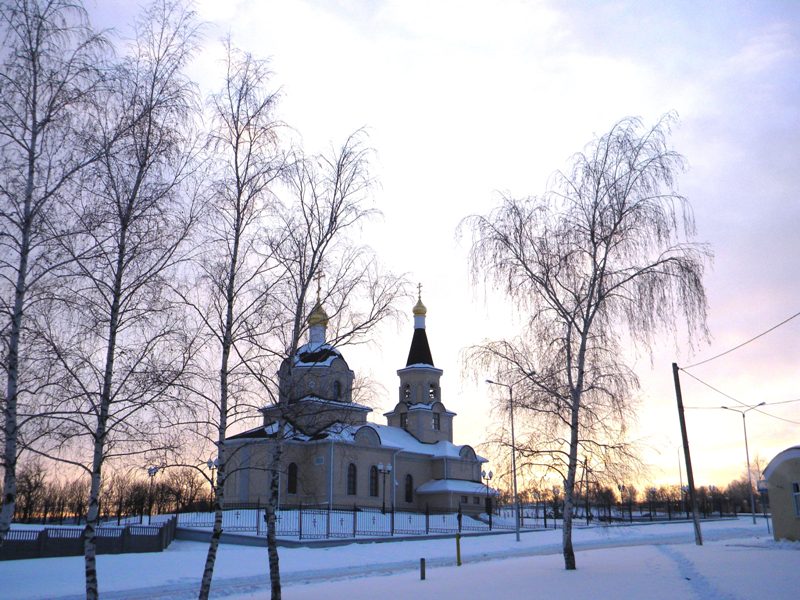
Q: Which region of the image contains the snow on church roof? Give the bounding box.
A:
[363,423,486,461]
[292,342,343,367]
[416,479,497,496]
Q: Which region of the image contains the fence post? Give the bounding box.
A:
[37,529,47,557]
[298,503,303,540]
[326,504,331,539]
[121,526,131,553]
[352,505,357,538]
[256,498,261,536]
[391,506,395,536]
[425,504,429,535]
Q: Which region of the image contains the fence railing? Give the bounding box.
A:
[0,516,178,561]
[176,504,527,540]
[173,500,736,542]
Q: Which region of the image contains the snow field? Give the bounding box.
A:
[1,518,796,599]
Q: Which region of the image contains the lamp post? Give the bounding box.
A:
[481,469,493,529]
[207,458,218,508]
[486,378,521,542]
[378,462,392,514]
[147,466,159,523]
[721,402,765,524]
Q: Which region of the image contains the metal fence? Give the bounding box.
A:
[176,504,524,540]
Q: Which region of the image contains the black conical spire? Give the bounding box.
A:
[405,286,433,366]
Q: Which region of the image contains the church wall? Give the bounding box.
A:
[393,455,434,510]
[224,439,485,514]
[445,458,482,482]
[397,367,442,405]
[332,443,399,508]
[281,358,355,405]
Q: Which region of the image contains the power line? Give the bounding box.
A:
[683,309,800,369]
[678,369,800,425]
[679,369,740,404]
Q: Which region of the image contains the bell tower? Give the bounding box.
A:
[385,287,454,443]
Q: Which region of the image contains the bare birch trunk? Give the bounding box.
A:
[0,224,28,545]
[198,462,225,600]
[267,441,283,600]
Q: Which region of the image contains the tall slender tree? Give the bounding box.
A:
[463,114,709,570]
[255,133,404,600]
[187,43,285,600]
[0,0,108,545]
[33,2,200,596]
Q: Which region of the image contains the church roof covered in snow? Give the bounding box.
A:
[415,479,497,495]
[292,342,343,367]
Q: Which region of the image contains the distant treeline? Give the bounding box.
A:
[11,460,210,524]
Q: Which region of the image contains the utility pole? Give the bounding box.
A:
[672,363,703,545]
[584,456,590,526]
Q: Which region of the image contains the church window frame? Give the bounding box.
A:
[432,412,440,431]
[369,466,379,497]
[347,463,357,496]
[405,474,414,503]
[793,482,800,517]
[400,412,408,429]
[288,462,298,495]
[429,384,437,400]
[333,380,342,400]
[403,384,411,400]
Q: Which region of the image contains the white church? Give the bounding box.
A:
[223,293,493,514]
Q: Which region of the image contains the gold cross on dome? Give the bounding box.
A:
[315,270,325,300]
[417,282,422,299]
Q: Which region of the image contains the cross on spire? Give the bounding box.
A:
[417,282,422,300]
[315,270,324,302]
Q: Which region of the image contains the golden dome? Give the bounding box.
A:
[412,296,427,316]
[308,301,329,327]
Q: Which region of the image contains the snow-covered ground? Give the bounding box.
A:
[2,518,796,599]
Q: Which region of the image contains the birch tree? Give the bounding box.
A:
[182,46,403,595]
[255,133,403,600]
[33,2,200,597]
[463,114,709,570]
[188,43,285,600]
[0,0,107,545]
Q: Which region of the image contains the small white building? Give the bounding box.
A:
[763,445,800,541]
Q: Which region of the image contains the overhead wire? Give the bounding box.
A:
[683,309,800,369]
[678,368,800,425]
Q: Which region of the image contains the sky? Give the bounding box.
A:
[90,0,800,489]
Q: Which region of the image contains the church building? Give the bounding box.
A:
[223,293,492,514]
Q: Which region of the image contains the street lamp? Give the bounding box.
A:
[481,470,494,529]
[377,462,392,514]
[486,378,521,542]
[207,458,218,508]
[721,402,765,524]
[146,466,159,523]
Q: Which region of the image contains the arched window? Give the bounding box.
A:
[288,462,298,495]
[347,463,357,495]
[405,474,414,503]
[333,380,342,400]
[400,412,408,429]
[432,412,441,431]
[429,384,436,400]
[403,384,410,400]
[369,466,379,497]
